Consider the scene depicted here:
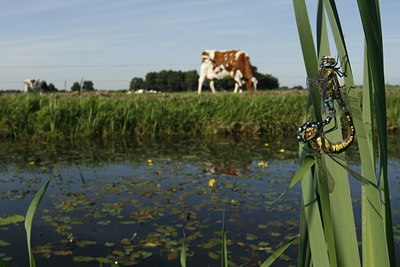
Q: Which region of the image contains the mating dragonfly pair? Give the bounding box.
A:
[296,56,378,189]
[296,56,355,154]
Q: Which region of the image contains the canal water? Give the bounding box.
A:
[0,137,399,266]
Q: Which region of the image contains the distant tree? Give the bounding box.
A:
[254,72,279,90]
[156,70,169,92]
[214,77,235,91]
[47,83,58,92]
[183,70,199,91]
[129,78,145,90]
[71,82,81,92]
[82,81,94,91]
[166,70,184,92]
[134,69,279,92]
[291,85,304,90]
[145,72,158,90]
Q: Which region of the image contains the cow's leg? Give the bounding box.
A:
[233,79,244,93]
[198,75,205,94]
[251,77,258,91]
[233,71,244,93]
[23,82,29,93]
[233,82,240,93]
[209,80,217,93]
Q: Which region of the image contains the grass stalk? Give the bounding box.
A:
[24,177,52,267]
[180,232,187,267]
[291,0,394,266]
[221,211,228,267]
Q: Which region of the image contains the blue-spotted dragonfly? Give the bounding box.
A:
[297,56,377,190]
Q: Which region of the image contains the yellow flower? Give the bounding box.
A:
[264,143,269,147]
[278,149,285,153]
[258,161,268,168]
[208,178,216,187]
[29,161,35,165]
[147,159,153,166]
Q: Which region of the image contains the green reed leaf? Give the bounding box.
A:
[273,155,315,203]
[221,212,228,267]
[24,177,52,267]
[260,235,299,267]
[357,0,394,265]
[180,232,187,267]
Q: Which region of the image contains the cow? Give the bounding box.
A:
[197,50,258,94]
[23,79,48,92]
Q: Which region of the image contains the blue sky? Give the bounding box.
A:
[0,0,398,90]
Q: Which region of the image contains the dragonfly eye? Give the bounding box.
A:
[320,56,336,67]
[304,127,317,141]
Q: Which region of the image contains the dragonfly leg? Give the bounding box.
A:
[322,116,337,134]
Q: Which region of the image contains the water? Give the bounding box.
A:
[0,137,399,267]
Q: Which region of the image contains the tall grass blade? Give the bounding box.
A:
[292,0,320,119]
[321,1,390,266]
[314,3,340,266]
[24,177,52,267]
[180,232,187,267]
[357,1,394,265]
[292,1,331,266]
[273,155,314,203]
[315,161,337,267]
[221,211,228,267]
[316,0,330,57]
[301,168,330,266]
[260,235,299,267]
[362,44,376,160]
[297,206,311,267]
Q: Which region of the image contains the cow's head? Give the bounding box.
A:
[245,77,258,91]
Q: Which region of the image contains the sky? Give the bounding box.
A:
[0,0,398,91]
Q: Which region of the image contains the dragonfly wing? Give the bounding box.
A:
[326,153,378,189]
[305,149,335,193]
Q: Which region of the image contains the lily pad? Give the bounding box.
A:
[0,240,10,247]
[0,215,24,225]
[257,224,267,229]
[76,240,97,247]
[104,242,115,247]
[73,256,95,262]
[53,250,73,256]
[270,232,281,237]
[97,220,111,225]
[208,251,219,260]
[2,257,12,262]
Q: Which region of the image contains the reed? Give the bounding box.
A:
[0,92,307,140]
[0,91,398,140]
[263,0,395,266]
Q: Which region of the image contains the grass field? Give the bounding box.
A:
[0,88,398,140]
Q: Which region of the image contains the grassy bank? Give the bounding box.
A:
[0,89,398,140]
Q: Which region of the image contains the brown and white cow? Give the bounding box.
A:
[23,79,48,92]
[197,50,258,94]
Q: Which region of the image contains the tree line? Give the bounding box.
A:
[129,68,279,92]
[26,69,279,93]
[71,81,95,92]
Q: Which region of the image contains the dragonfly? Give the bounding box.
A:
[296,56,377,189]
[297,55,354,153]
[298,95,377,188]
